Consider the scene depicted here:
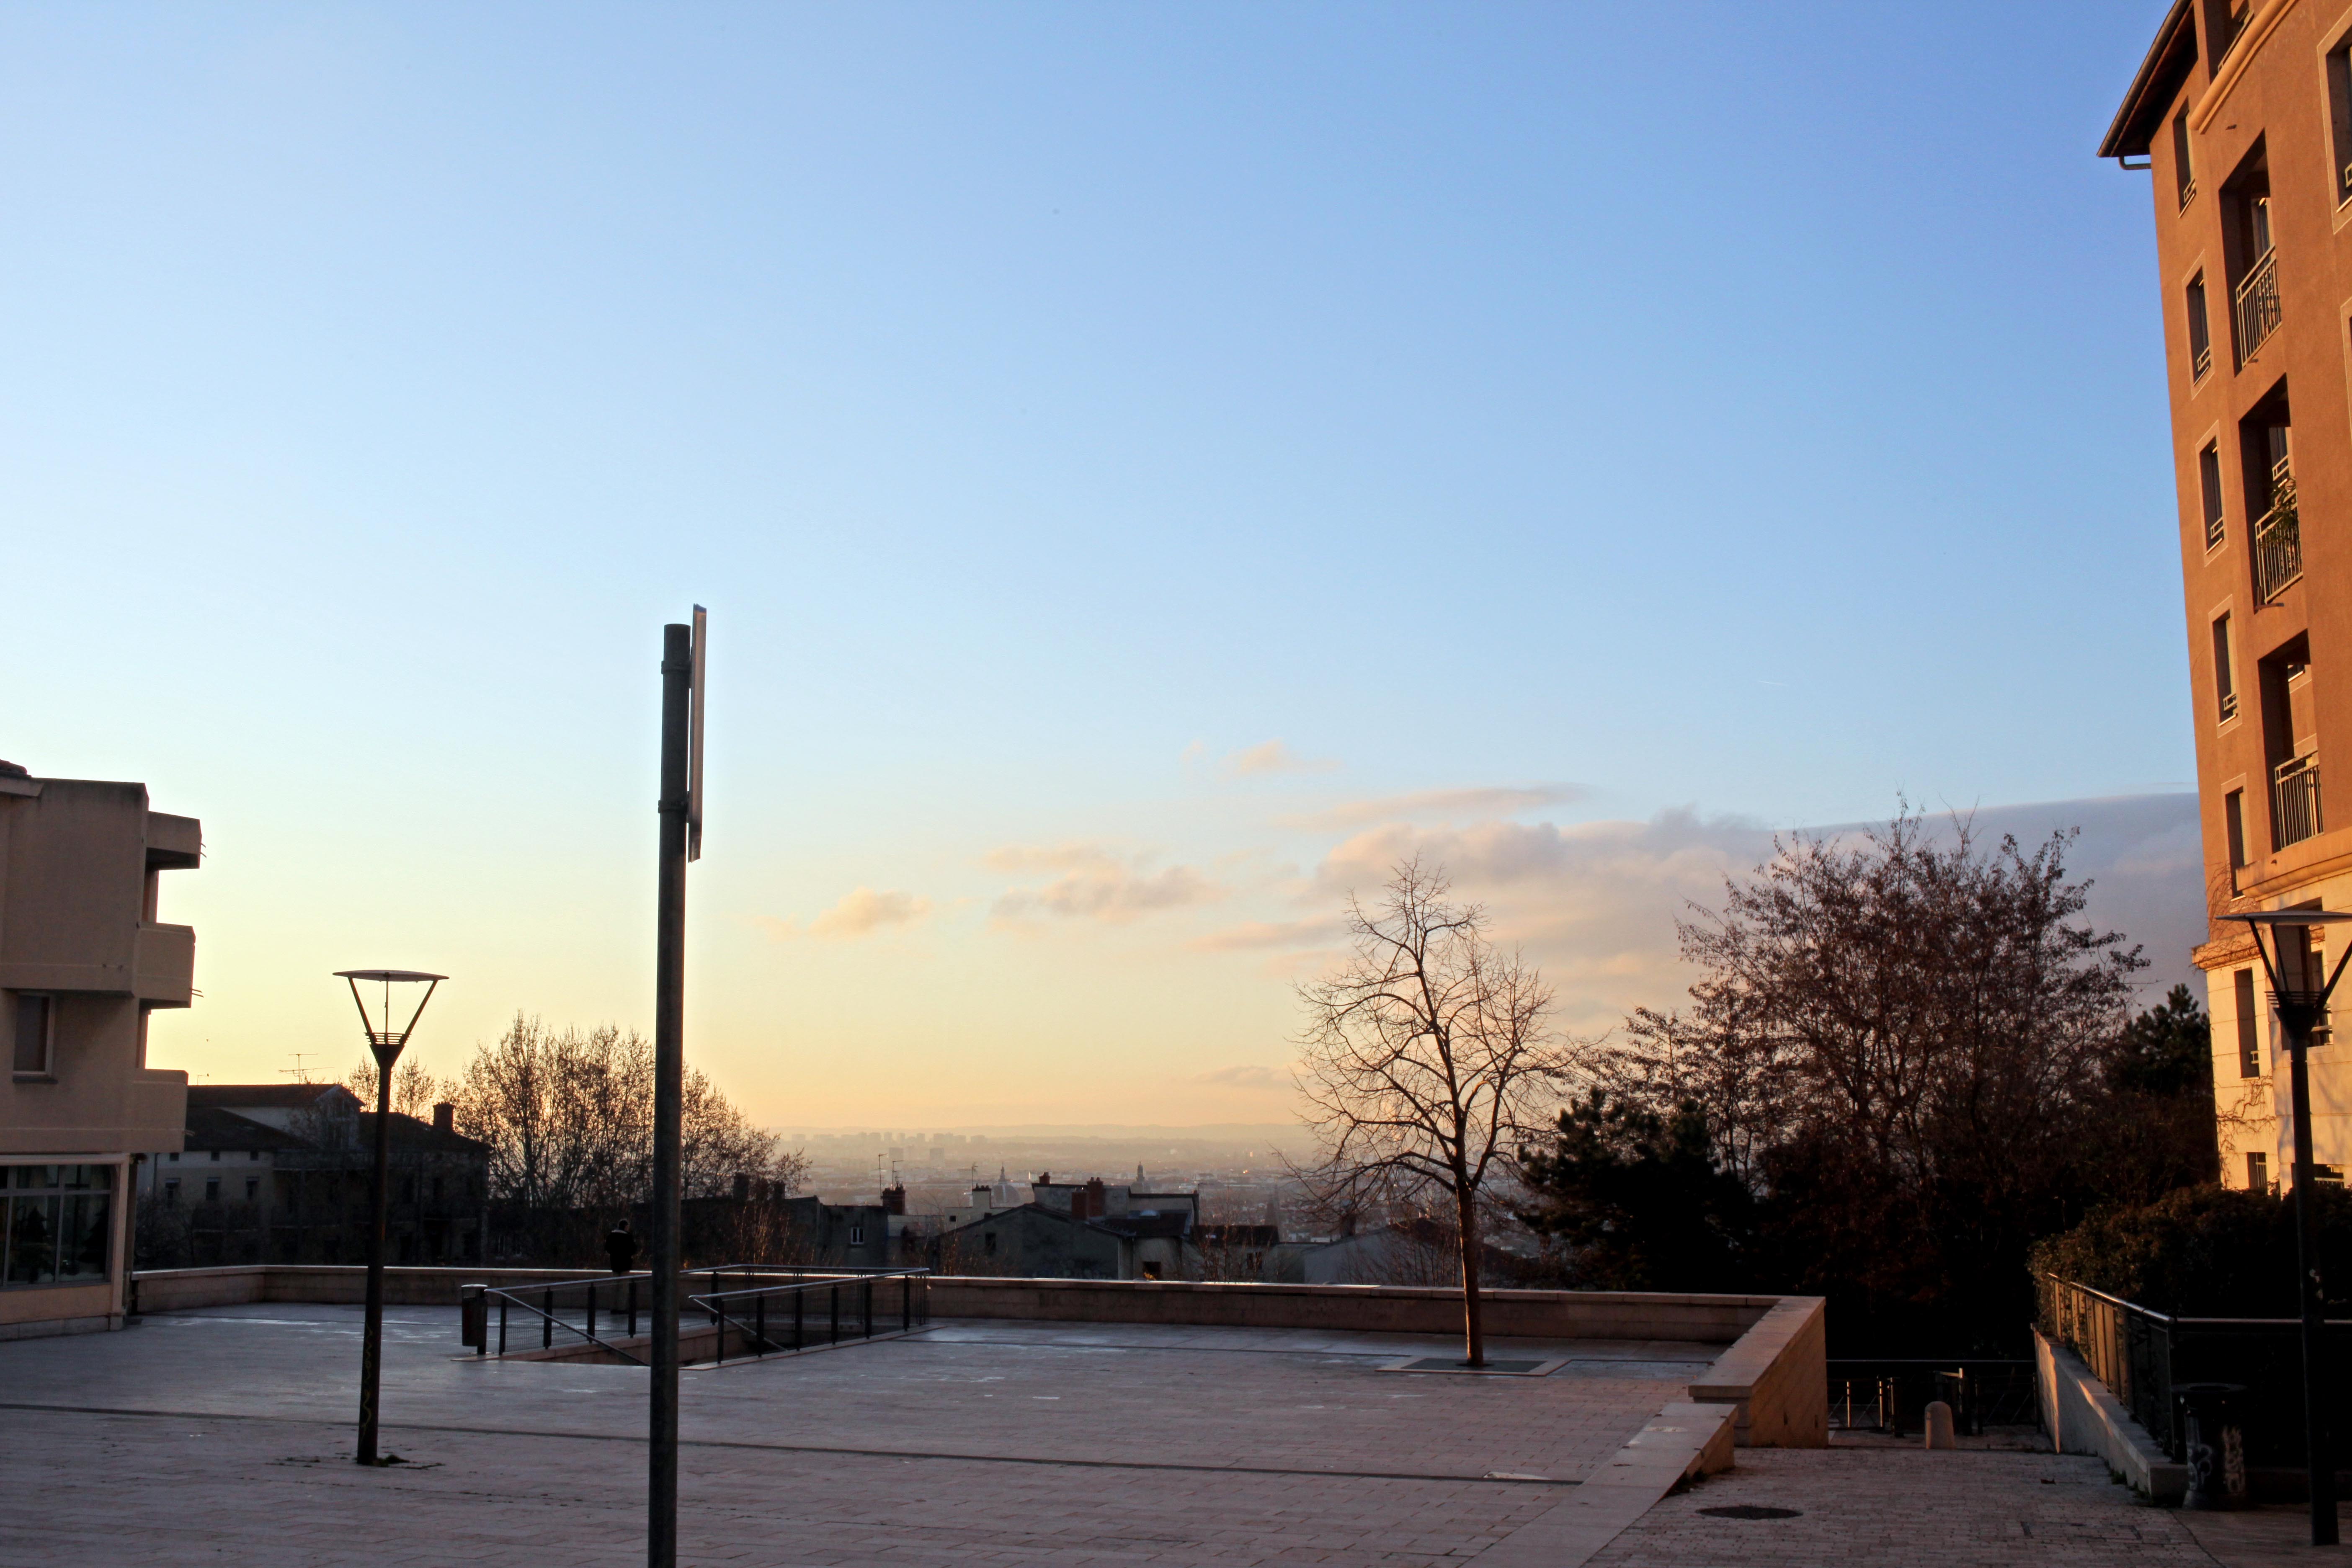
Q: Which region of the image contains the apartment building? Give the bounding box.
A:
[134,1084,491,1268]
[2105,0,2352,1192]
[0,763,200,1338]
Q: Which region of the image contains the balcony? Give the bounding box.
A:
[133,922,195,1007]
[2253,467,2301,602]
[2275,753,2323,850]
[2236,248,2280,363]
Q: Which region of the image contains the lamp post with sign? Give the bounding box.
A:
[649,606,705,1568]
[333,967,444,1467]
[2225,908,2352,1545]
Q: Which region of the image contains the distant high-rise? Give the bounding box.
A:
[2104,0,2352,1190]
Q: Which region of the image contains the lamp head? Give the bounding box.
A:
[333,969,446,1067]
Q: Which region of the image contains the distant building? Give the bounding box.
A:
[933,1174,1203,1280]
[2100,2,2352,1189]
[0,766,201,1340]
[137,1083,490,1267]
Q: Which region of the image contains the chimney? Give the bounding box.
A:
[1073,1176,1107,1221]
[882,1184,906,1215]
[732,1171,753,1202]
[432,1102,454,1135]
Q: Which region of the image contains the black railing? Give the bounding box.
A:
[464,1264,932,1368]
[2254,472,2301,602]
[2275,753,2323,848]
[687,1266,929,1366]
[2040,1274,2352,1467]
[2236,247,2281,363]
[471,1271,655,1364]
[1827,1359,2037,1438]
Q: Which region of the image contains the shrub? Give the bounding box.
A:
[2028,1182,2352,1315]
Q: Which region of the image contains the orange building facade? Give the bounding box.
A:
[2107,0,2352,1191]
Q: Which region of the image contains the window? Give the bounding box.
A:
[2249,1150,2270,1190]
[209,1150,220,1162]
[167,1152,178,1163]
[2236,969,2262,1076]
[3,1165,112,1287]
[12,994,52,1077]
[2200,444,2225,547]
[2188,275,2212,379]
[1141,1261,1164,1280]
[2227,789,2249,870]
[163,1179,179,1203]
[244,1179,258,1202]
[850,1224,865,1246]
[2214,614,2237,721]
[2331,41,2352,205]
[2175,108,2197,208]
[249,1150,260,1162]
[983,1232,998,1255]
[204,1178,219,1202]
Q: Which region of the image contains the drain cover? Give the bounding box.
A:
[1698,1505,1802,1520]
[1397,1357,1546,1373]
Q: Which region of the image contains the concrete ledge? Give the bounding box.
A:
[2034,1326,2185,1503]
[1477,1399,1739,1567]
[925,1276,1778,1343]
[132,1265,610,1314]
[1687,1294,1828,1447]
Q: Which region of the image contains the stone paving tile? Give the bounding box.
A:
[1,1304,1671,1567]
[1592,1447,2219,1567]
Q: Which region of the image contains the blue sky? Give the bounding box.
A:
[0,3,2202,1123]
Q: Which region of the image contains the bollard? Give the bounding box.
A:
[460,1285,487,1354]
[1924,1400,1957,1450]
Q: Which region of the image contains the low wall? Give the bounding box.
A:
[1689,1295,1828,1448]
[2035,1327,2185,1502]
[132,1265,609,1315]
[925,1276,1780,1344]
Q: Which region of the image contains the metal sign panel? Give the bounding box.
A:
[688,604,707,861]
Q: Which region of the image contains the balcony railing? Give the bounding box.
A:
[2275,752,2323,849]
[2236,247,2281,363]
[2253,469,2301,602]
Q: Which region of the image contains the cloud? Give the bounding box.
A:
[1223,740,1339,777]
[987,843,1223,926]
[1188,916,1344,952]
[1296,793,2205,1031]
[1193,1064,1287,1090]
[761,887,932,941]
[1278,783,1587,831]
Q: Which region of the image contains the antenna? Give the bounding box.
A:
[281,1052,315,1083]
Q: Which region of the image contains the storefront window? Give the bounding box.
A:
[1,1164,112,1287]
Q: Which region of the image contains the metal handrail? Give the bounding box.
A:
[686,1267,930,1367]
[2236,247,2281,364]
[475,1271,655,1364]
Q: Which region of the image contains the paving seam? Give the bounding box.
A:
[0,1400,1583,1487]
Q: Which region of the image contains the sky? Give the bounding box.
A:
[1,2,2204,1128]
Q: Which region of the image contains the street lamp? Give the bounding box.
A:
[2225,909,2352,1546]
[334,967,444,1467]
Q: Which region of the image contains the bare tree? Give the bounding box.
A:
[1294,859,1575,1366]
[344,1055,439,1121]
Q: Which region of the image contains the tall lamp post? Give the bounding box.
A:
[2226,909,2352,1546]
[650,606,706,1568]
[334,967,445,1467]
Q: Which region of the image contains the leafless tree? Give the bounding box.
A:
[442,1014,799,1261]
[343,1055,439,1121]
[1293,859,1576,1366]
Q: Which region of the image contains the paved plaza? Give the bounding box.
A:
[0,1302,2318,1567]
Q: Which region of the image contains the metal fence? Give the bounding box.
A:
[2254,485,2303,603]
[466,1264,930,1366]
[1827,1359,2037,1438]
[2275,753,2323,848]
[2039,1274,2352,1467]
